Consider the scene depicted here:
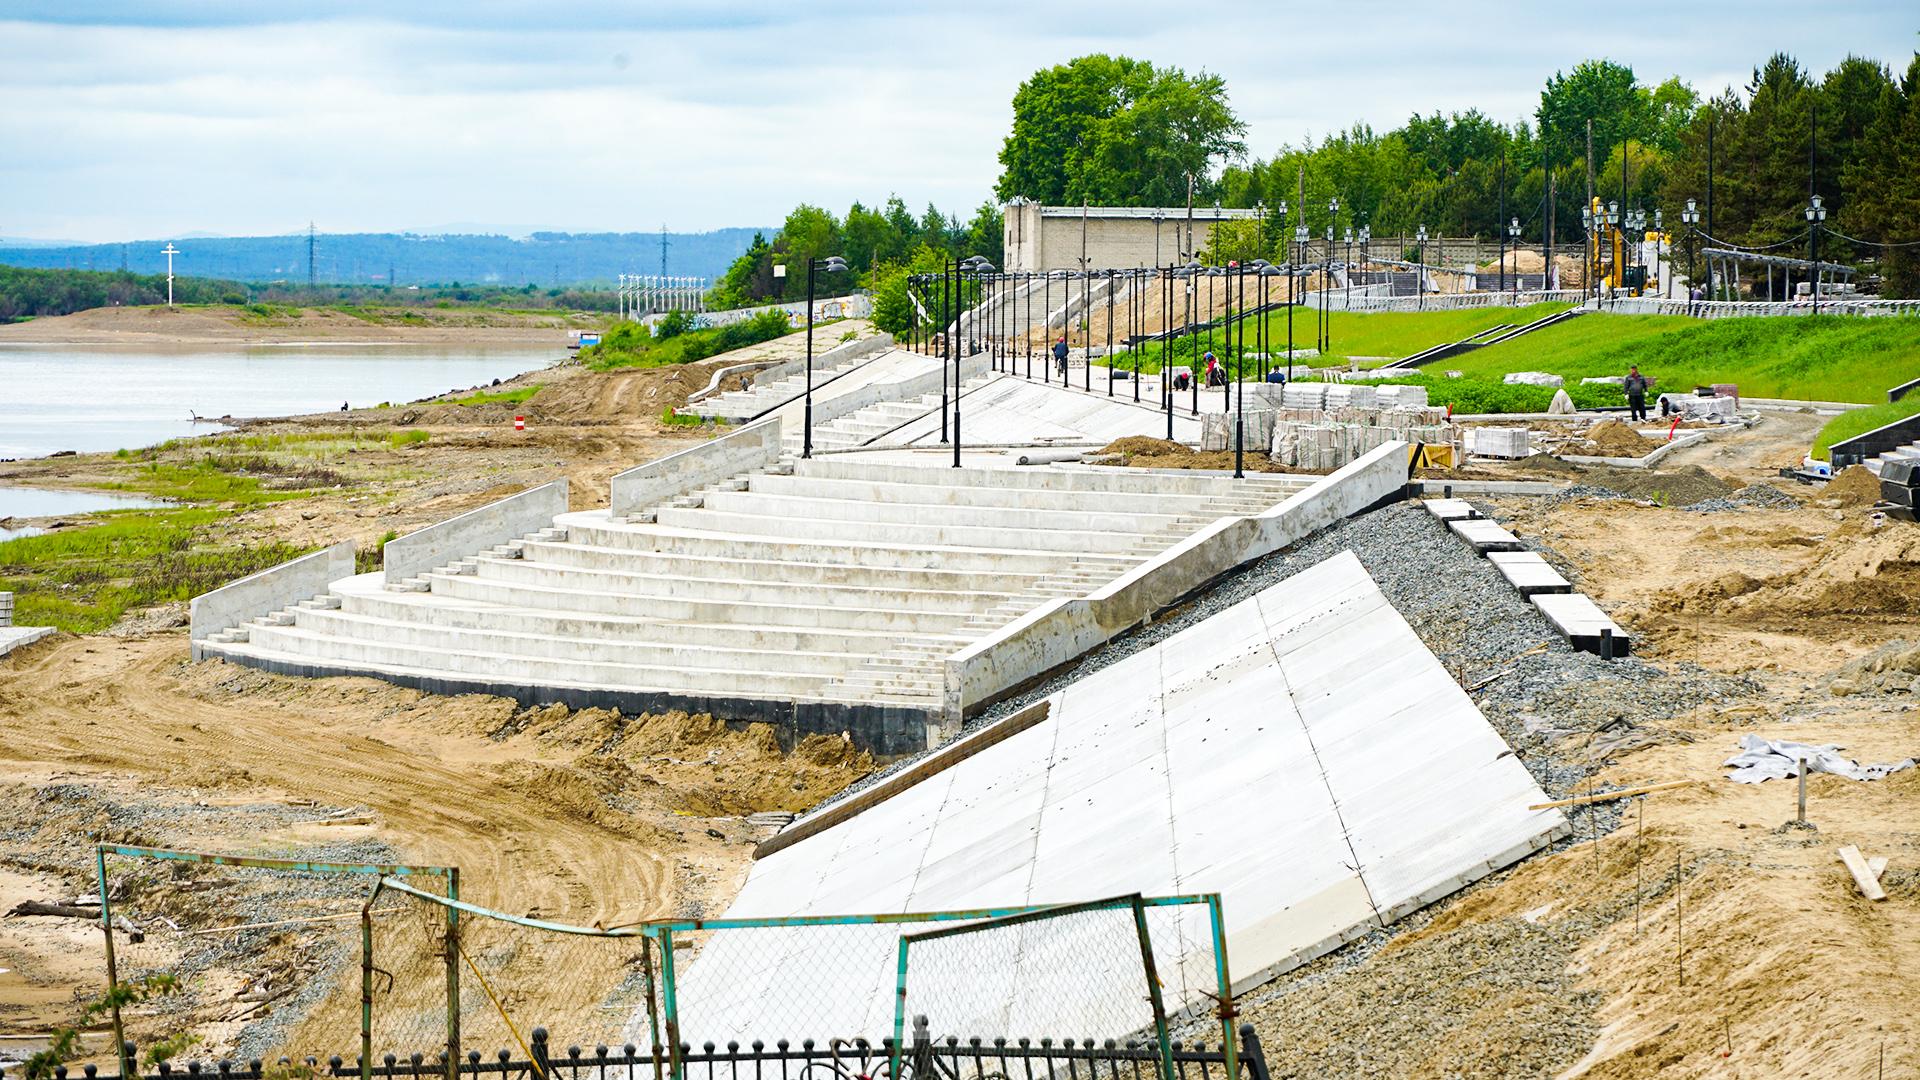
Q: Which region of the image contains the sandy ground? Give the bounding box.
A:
[0,321,874,1064]
[1244,409,1919,1078]
[0,305,605,346]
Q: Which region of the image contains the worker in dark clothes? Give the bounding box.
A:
[1624,366,1650,422]
[1052,336,1069,377]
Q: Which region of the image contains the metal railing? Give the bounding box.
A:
[11,1023,1273,1080]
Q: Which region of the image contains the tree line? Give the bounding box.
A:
[994,51,1920,297]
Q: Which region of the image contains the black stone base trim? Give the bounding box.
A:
[206,650,940,757]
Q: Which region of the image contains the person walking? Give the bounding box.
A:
[1624,365,1651,422]
[1052,336,1069,378]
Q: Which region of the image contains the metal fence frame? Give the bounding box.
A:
[887,893,1224,1080]
[93,845,459,1080]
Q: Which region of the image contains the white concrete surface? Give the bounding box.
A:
[881,376,1204,447]
[1487,551,1571,596]
[1448,519,1525,552]
[665,551,1567,1043]
[1532,592,1632,655]
[0,625,55,655]
[1422,498,1479,522]
[384,481,567,585]
[190,540,355,653]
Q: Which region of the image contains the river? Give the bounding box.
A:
[0,344,558,460]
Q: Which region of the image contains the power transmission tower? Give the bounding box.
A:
[659,225,670,276]
[308,222,317,287]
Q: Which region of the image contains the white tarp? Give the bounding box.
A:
[655,552,1568,1045]
[1722,735,1915,783]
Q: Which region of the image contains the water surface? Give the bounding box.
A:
[0,487,171,540]
[0,345,556,459]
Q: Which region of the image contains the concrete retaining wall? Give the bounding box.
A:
[384,481,568,584]
[752,333,893,391]
[190,541,355,655]
[609,418,783,518]
[942,440,1411,717]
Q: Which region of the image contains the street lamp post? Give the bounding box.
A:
[952,255,994,467]
[1805,194,1827,316]
[1415,225,1428,311]
[802,255,849,458]
[1357,225,1371,312]
[1322,197,1338,354]
[1681,199,1701,309]
[1343,226,1354,312]
[1506,217,1522,295]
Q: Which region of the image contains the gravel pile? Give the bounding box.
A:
[1542,483,1634,508]
[1685,482,1804,513]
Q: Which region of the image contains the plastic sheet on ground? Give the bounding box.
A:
[1722,734,1915,783]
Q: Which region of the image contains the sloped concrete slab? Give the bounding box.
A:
[664,551,1568,1044]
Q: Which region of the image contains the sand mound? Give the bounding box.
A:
[1479,249,1548,274]
[1584,420,1661,458]
[1824,465,1882,507]
[1102,436,1191,457]
[1653,523,1920,624]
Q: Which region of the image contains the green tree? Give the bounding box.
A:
[1537,59,1645,168]
[771,204,842,301]
[996,55,1244,205]
[710,231,775,309]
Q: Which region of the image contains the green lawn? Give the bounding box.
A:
[1444,313,1920,404]
[447,384,541,406]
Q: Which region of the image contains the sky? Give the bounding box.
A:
[1,1,1914,244]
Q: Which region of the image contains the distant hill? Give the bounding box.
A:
[0,229,768,286]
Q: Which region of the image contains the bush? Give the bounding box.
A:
[653,310,697,340]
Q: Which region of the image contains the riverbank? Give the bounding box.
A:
[0,303,607,346]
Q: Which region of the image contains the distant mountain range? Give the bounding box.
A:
[0,229,769,286]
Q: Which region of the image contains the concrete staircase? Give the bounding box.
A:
[196,457,1313,750]
[1864,441,1920,477]
[784,373,999,453]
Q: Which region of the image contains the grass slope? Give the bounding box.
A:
[1102,302,1573,374]
[1446,314,1920,404]
[1811,395,1920,460]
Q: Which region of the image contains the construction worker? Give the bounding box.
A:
[1624,365,1651,422]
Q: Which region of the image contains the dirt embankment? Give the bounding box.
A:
[0,305,605,346]
[0,638,870,1059]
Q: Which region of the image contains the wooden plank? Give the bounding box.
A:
[1838,846,1888,901]
[1528,780,1693,810]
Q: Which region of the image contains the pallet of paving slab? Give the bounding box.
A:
[1448,518,1525,553]
[1422,497,1480,523]
[1487,551,1572,597]
[1532,591,1631,657]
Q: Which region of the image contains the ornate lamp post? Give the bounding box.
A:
[801,255,849,458]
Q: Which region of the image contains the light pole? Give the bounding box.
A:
[801,255,848,458]
[952,254,993,466]
[1415,225,1428,311]
[161,243,179,307]
[1291,221,1307,377]
[1805,194,1827,316]
[1322,197,1338,354]
[1343,226,1354,312]
[1506,217,1522,295]
[1605,201,1621,304]
[1681,199,1701,308]
[1357,224,1371,311]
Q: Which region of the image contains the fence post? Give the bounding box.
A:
[1238,1026,1271,1080]
[443,869,461,1080]
[361,882,379,1080]
[640,935,663,1080]
[889,937,911,1079]
[530,1029,552,1080]
[94,846,131,1080]
[1130,897,1175,1080]
[1204,894,1239,1080]
[654,927,683,1080]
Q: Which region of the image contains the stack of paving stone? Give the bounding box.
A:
[1468,426,1532,459]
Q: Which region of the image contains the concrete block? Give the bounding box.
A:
[1486,551,1572,596]
[1469,427,1531,459]
[384,480,568,585]
[190,541,355,650]
[1532,592,1632,656]
[1449,519,1525,552]
[609,417,781,517]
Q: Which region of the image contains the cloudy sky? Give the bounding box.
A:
[2,2,1913,243]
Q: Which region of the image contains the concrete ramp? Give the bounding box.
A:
[669,550,1568,1041]
[879,376,1203,447]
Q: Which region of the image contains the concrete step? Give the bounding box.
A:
[427,571,986,632]
[793,457,1306,500]
[336,587,969,653]
[515,539,1053,591]
[650,506,1169,555]
[559,514,1124,572]
[468,556,1024,613]
[744,473,1280,516]
[694,490,1201,534]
